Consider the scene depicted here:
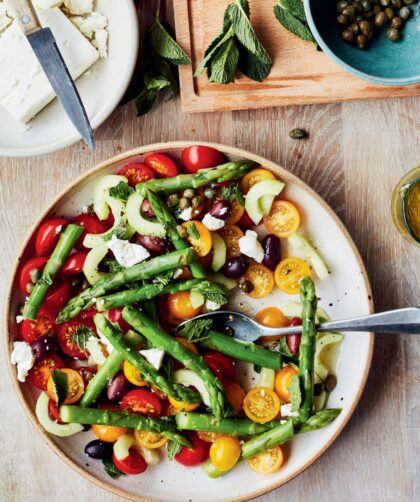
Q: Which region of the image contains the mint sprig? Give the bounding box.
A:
[51,369,68,407]
[274,0,317,46]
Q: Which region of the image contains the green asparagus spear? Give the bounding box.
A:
[80,330,145,407]
[57,247,195,323]
[137,160,256,195]
[296,408,342,433]
[59,405,191,446]
[23,224,83,320]
[122,307,228,419]
[142,187,205,279]
[298,277,318,423]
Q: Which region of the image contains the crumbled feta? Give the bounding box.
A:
[33,0,64,10]
[202,213,225,231]
[86,336,106,365]
[97,328,114,355]
[64,0,93,15]
[206,300,221,311]
[280,403,299,418]
[70,11,107,38]
[0,3,13,32]
[107,236,150,268]
[94,29,108,58]
[238,230,264,263]
[139,348,165,370]
[11,342,35,382]
[15,315,24,324]
[178,207,193,221]
[173,268,184,279]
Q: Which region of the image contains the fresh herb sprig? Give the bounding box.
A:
[195,0,272,84]
[180,319,213,343]
[71,324,96,352]
[274,0,317,46]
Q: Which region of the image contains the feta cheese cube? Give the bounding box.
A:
[139,349,165,370]
[70,12,107,40]
[178,207,193,221]
[238,230,264,263]
[64,0,93,15]
[11,341,35,382]
[107,236,150,268]
[202,213,225,231]
[33,0,64,10]
[280,403,299,418]
[206,300,221,311]
[86,336,106,365]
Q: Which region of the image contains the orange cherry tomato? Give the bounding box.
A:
[255,307,289,342]
[274,257,312,295]
[226,199,245,225]
[158,295,183,327]
[182,220,212,257]
[243,387,280,424]
[47,368,85,405]
[167,291,202,321]
[168,395,201,412]
[248,446,283,474]
[210,436,241,471]
[217,225,244,259]
[274,365,299,403]
[91,405,128,442]
[223,379,245,415]
[243,264,274,299]
[175,337,199,354]
[240,168,276,194]
[263,200,301,238]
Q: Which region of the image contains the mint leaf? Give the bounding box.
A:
[191,281,228,305]
[186,222,200,240]
[209,38,239,84]
[280,0,306,22]
[102,257,123,274]
[237,46,272,82]
[195,26,235,77]
[220,182,245,206]
[102,224,129,242]
[289,374,302,412]
[167,440,182,461]
[152,270,174,286]
[148,17,191,66]
[109,182,134,202]
[102,458,125,478]
[51,369,68,407]
[180,319,213,343]
[274,2,316,44]
[71,324,95,352]
[279,337,294,358]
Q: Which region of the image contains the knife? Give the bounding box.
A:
[9,0,95,150]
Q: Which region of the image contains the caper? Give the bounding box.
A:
[374,11,388,25]
[373,4,383,14]
[204,188,216,199]
[337,0,349,13]
[238,278,254,294]
[348,22,360,33]
[399,6,411,18]
[353,1,364,12]
[359,20,374,37]
[403,0,416,4]
[183,188,195,199]
[361,0,372,11]
[179,197,191,209]
[391,15,404,28]
[343,5,356,18]
[391,0,402,7]
[364,9,374,17]
[342,29,355,43]
[379,0,390,6]
[192,195,205,209]
[386,26,401,40]
[167,193,179,208]
[325,375,338,393]
[356,34,368,48]
[289,128,309,139]
[355,14,364,22]
[337,13,349,24]
[176,224,188,238]
[384,6,395,18]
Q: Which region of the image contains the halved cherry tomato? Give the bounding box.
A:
[175,337,199,354]
[21,308,56,344]
[19,256,48,294]
[182,220,212,257]
[120,389,162,417]
[61,251,87,276]
[255,307,289,342]
[48,399,62,422]
[144,153,178,178]
[248,445,283,474]
[223,380,245,415]
[168,395,201,412]
[158,295,183,327]
[286,317,302,356]
[243,264,274,299]
[274,365,299,403]
[134,429,167,449]
[226,198,245,225]
[274,257,311,295]
[107,307,131,333]
[44,280,71,311]
[203,352,236,380]
[167,291,202,321]
[27,354,65,390]
[174,267,192,281]
[77,366,97,385]
[218,225,244,259]
[174,432,210,466]
[123,360,147,386]
[92,405,128,442]
[47,368,85,405]
[161,400,179,416]
[210,435,241,471]
[240,168,276,194]
[117,163,155,186]
[35,218,69,256]
[78,305,98,322]
[243,387,280,424]
[263,200,301,238]
[113,449,147,475]
[58,321,92,359]
[182,146,226,173]
[197,431,223,443]
[238,210,254,229]
[73,213,109,251]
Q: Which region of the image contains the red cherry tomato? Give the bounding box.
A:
[286,317,302,356]
[28,354,65,390]
[174,432,210,466]
[73,213,109,251]
[61,251,87,276]
[19,256,48,294]
[120,389,162,417]
[203,352,236,380]
[35,218,69,256]
[182,145,226,173]
[48,399,62,422]
[238,210,255,229]
[21,308,56,344]
[117,163,156,186]
[77,366,97,385]
[144,153,178,178]
[44,280,71,311]
[107,307,131,333]
[78,306,98,322]
[58,321,92,359]
[113,449,147,475]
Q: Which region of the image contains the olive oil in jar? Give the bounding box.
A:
[391,167,420,245]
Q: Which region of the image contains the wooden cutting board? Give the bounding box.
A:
[173,0,420,113]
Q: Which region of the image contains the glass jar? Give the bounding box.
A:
[391,166,420,245]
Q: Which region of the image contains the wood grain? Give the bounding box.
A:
[173,0,420,113]
[0,2,419,502]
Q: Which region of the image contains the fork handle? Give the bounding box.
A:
[7,0,41,35]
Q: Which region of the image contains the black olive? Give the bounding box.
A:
[223,255,249,278]
[30,335,57,360]
[84,440,113,459]
[262,234,281,271]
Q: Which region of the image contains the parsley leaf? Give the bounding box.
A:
[220,182,245,207]
[109,181,134,202]
[274,1,317,45]
[289,374,302,412]
[50,369,68,407]
[148,17,191,66]
[71,324,95,352]
[102,458,125,478]
[167,441,182,461]
[180,319,213,343]
[186,222,200,240]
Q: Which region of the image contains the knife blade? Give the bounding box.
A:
[9,0,95,150]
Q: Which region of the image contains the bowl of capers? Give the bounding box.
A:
[304,0,420,85]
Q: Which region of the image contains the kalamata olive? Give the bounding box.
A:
[262,234,281,271]
[286,317,302,356]
[30,335,57,360]
[107,372,131,402]
[209,200,231,221]
[84,439,113,459]
[141,199,155,218]
[137,234,167,254]
[223,255,249,278]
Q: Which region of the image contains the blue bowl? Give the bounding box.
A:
[304,0,420,85]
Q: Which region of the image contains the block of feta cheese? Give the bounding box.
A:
[93,28,108,58]
[0,8,99,123]
[64,0,93,15]
[0,3,13,32]
[33,0,64,9]
[69,12,107,39]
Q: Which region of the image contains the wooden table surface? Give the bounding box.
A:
[0,5,419,502]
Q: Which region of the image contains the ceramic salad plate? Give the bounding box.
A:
[0,0,138,157]
[5,142,374,502]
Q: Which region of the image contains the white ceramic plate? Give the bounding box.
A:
[5,142,374,502]
[0,0,138,157]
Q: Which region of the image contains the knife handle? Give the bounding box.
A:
[7,0,41,35]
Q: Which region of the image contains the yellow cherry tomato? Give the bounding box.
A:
[210,436,242,471]
[243,387,280,424]
[197,431,224,443]
[241,168,276,194]
[182,220,212,257]
[223,379,245,415]
[47,368,84,405]
[243,264,274,299]
[175,336,199,354]
[123,360,147,386]
[274,365,299,403]
[167,291,202,320]
[247,446,283,474]
[263,200,301,238]
[255,307,289,342]
[274,257,312,295]
[218,225,244,259]
[168,395,201,412]
[134,430,167,449]
[226,198,245,225]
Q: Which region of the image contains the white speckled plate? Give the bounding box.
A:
[0,0,138,157]
[5,142,374,502]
